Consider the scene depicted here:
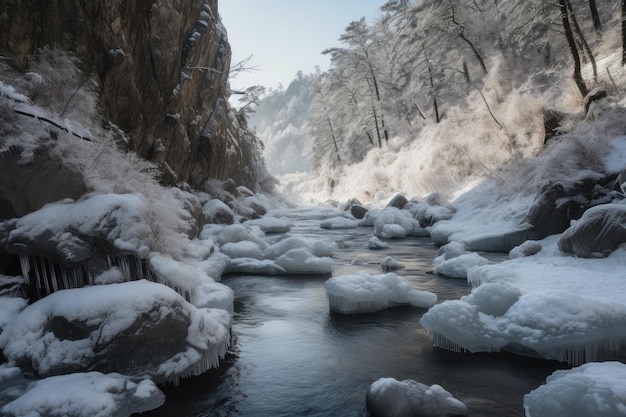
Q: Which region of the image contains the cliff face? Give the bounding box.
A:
[0,0,265,190]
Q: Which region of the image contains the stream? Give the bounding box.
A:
[143,208,565,417]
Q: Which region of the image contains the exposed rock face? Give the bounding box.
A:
[0,147,86,220]
[0,0,266,191]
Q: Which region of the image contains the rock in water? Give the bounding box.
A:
[366,378,469,417]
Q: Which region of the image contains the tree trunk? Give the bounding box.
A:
[589,0,601,33]
[623,0,626,66]
[559,0,588,97]
[566,0,597,82]
[458,31,488,74]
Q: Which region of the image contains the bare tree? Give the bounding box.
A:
[559,0,588,97]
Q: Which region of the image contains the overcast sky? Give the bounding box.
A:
[219,0,385,93]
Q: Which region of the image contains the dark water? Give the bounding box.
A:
[143,208,565,417]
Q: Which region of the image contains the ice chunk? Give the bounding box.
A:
[382,256,400,272]
[524,362,626,417]
[434,253,490,279]
[220,241,264,260]
[274,248,334,275]
[245,216,293,233]
[366,377,469,417]
[433,241,489,279]
[0,372,164,417]
[320,216,358,229]
[369,236,390,250]
[380,224,408,239]
[325,272,436,314]
[216,224,268,249]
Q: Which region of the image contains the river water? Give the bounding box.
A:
[144,208,565,417]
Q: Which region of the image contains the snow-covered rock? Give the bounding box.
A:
[325,272,436,314]
[509,240,542,259]
[369,236,390,250]
[558,202,626,258]
[320,216,358,229]
[366,377,469,417]
[0,280,230,384]
[433,242,490,279]
[524,362,626,417]
[421,237,626,365]
[245,216,293,233]
[202,199,235,225]
[0,193,155,265]
[0,370,164,417]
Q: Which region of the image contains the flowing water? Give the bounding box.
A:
[143,208,565,417]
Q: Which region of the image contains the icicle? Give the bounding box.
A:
[431,332,468,354]
[19,255,30,280]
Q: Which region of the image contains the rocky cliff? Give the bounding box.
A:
[0,0,268,191]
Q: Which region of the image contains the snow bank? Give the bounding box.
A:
[0,371,164,417]
[325,272,436,314]
[366,377,469,417]
[0,280,231,384]
[524,362,626,417]
[245,216,293,233]
[421,237,626,364]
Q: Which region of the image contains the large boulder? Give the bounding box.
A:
[0,280,231,384]
[527,177,615,237]
[558,203,626,258]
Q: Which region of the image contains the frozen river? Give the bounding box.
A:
[143,208,565,417]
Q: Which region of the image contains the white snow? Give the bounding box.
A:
[369,236,390,250]
[0,297,27,331]
[245,216,293,233]
[366,377,469,417]
[325,272,437,314]
[433,242,490,279]
[0,280,231,383]
[320,216,358,229]
[0,372,164,417]
[524,362,626,417]
[421,237,626,364]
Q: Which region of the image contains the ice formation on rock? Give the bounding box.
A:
[0,280,231,385]
[366,377,469,417]
[524,362,626,417]
[433,241,490,279]
[325,272,436,314]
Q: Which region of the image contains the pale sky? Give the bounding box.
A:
[219,0,386,93]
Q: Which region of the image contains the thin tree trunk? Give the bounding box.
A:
[458,31,488,74]
[566,0,597,82]
[372,105,382,148]
[589,0,601,33]
[559,0,588,97]
[623,0,626,66]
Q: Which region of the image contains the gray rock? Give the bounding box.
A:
[558,203,626,258]
[350,204,368,220]
[386,193,409,210]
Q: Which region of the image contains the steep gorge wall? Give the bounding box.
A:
[0,0,263,190]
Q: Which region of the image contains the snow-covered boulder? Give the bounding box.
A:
[368,236,390,250]
[382,256,400,272]
[0,194,155,266]
[386,193,409,210]
[202,199,235,225]
[433,242,489,279]
[366,377,469,417]
[0,369,164,417]
[0,280,231,384]
[524,362,626,417]
[350,204,368,220]
[558,203,626,258]
[367,206,426,238]
[325,272,436,314]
